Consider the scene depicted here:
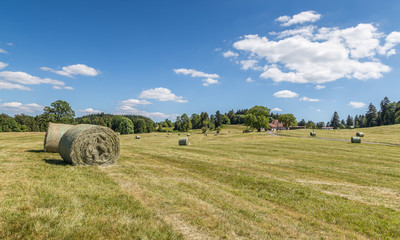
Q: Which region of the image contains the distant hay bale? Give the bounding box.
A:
[187,134,190,136]
[351,136,361,143]
[310,131,316,137]
[154,134,157,136]
[59,124,120,166]
[178,133,181,136]
[179,138,190,146]
[214,132,218,136]
[136,135,141,139]
[356,132,364,137]
[205,133,208,136]
[44,122,74,153]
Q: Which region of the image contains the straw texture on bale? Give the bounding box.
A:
[356,132,364,137]
[351,136,361,143]
[179,138,190,146]
[59,124,120,166]
[310,132,316,137]
[44,123,74,153]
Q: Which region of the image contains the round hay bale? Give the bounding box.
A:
[136,135,141,139]
[59,124,120,166]
[154,134,157,136]
[356,132,364,137]
[214,132,218,136]
[178,133,181,136]
[351,136,361,143]
[187,134,191,136]
[205,133,208,136]
[44,122,75,153]
[310,132,316,137]
[179,138,190,146]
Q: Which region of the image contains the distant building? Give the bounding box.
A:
[269,119,286,130]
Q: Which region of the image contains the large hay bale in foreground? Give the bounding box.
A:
[44,122,74,153]
[179,138,190,146]
[59,124,120,166]
[310,131,316,137]
[351,136,361,143]
[356,132,364,137]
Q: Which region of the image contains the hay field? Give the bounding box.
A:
[1,125,400,239]
[277,124,400,145]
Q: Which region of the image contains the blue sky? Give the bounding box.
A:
[1,0,400,122]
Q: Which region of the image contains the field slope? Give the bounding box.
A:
[1,125,400,239]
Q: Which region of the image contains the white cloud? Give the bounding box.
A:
[120,99,152,106]
[315,84,326,90]
[240,60,261,70]
[6,43,13,46]
[79,108,102,114]
[276,11,321,27]
[115,105,178,120]
[246,77,254,83]
[316,109,321,112]
[174,68,219,79]
[0,62,8,69]
[271,25,316,39]
[273,90,299,98]
[300,96,320,102]
[139,87,188,103]
[223,50,238,58]
[0,102,43,113]
[379,31,400,56]
[41,64,100,77]
[0,71,64,90]
[53,85,74,90]
[202,78,219,86]
[348,101,366,108]
[0,48,8,54]
[271,107,282,112]
[232,20,398,84]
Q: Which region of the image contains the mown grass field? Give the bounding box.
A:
[0,125,400,239]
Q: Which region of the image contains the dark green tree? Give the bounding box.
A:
[278,114,297,130]
[330,111,340,129]
[43,100,75,124]
[244,105,271,131]
[366,103,378,127]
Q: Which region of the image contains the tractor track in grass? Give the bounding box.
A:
[268,132,400,146]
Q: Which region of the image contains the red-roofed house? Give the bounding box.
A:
[269,119,286,130]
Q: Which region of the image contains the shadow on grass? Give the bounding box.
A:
[26,149,44,153]
[44,159,69,166]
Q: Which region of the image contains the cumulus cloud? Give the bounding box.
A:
[0,62,8,69]
[174,68,220,87]
[139,87,188,103]
[271,107,282,112]
[232,17,399,84]
[41,64,100,77]
[0,48,8,54]
[273,90,299,98]
[246,77,254,83]
[202,78,219,86]
[120,99,152,106]
[174,68,219,79]
[316,109,321,112]
[223,50,238,58]
[0,102,43,113]
[64,86,74,90]
[79,108,102,114]
[315,85,326,90]
[348,101,366,108]
[0,71,64,90]
[300,96,320,102]
[276,11,321,27]
[240,60,261,70]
